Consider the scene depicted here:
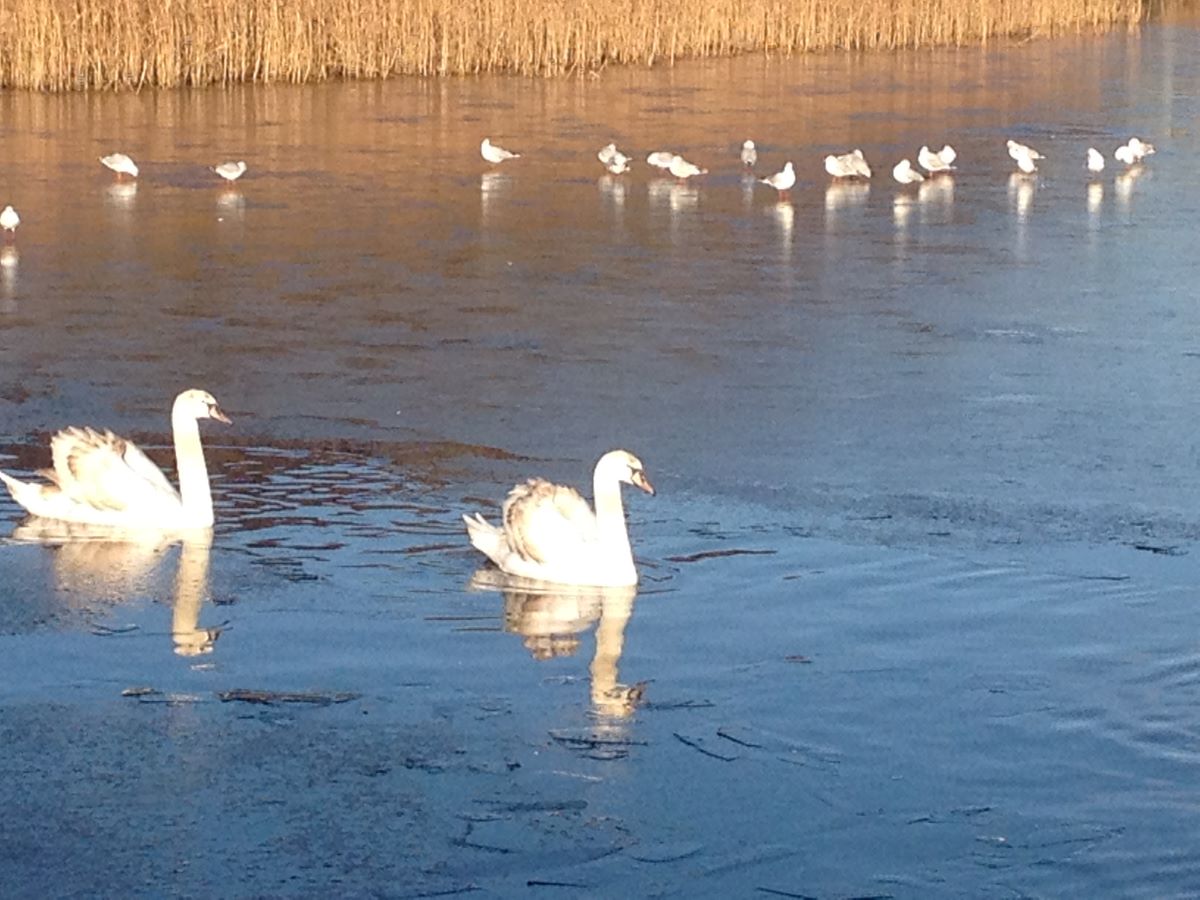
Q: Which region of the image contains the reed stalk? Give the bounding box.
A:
[0,0,1146,91]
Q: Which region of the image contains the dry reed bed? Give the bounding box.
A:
[0,0,1145,90]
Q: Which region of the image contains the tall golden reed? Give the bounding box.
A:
[0,0,1145,90]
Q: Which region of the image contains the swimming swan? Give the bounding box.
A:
[0,389,231,529]
[462,449,654,587]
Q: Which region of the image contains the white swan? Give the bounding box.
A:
[213,160,247,182]
[1086,147,1105,173]
[0,205,18,235]
[917,144,956,173]
[892,159,924,184]
[741,139,758,168]
[462,449,654,587]
[668,155,707,180]
[0,389,231,529]
[646,151,676,170]
[825,149,872,179]
[481,138,520,164]
[100,153,139,178]
[760,161,796,196]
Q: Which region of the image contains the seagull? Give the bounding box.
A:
[646,151,676,170]
[0,205,18,236]
[1115,137,1155,166]
[917,144,956,174]
[825,149,872,180]
[1007,140,1043,174]
[598,143,632,174]
[1126,137,1155,159]
[213,160,247,182]
[667,155,707,180]
[481,138,520,165]
[760,161,795,197]
[892,159,924,184]
[1086,147,1105,173]
[100,153,139,179]
[741,140,757,168]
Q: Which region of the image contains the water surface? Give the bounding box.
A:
[2,16,1200,897]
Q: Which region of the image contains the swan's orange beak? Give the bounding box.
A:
[210,404,232,425]
[632,469,655,496]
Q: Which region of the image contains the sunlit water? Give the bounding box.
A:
[2,14,1200,897]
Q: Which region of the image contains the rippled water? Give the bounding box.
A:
[2,14,1200,897]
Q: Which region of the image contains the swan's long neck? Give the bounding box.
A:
[172,409,214,527]
[593,469,633,565]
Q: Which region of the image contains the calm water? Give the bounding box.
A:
[2,14,1200,897]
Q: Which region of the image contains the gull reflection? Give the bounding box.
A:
[824,182,869,213]
[770,200,795,264]
[917,175,954,223]
[1008,172,1036,221]
[1087,181,1103,220]
[479,171,512,227]
[741,172,757,211]
[216,188,245,221]
[598,174,626,210]
[105,180,138,209]
[1114,165,1144,217]
[892,194,916,251]
[1,246,16,312]
[9,520,221,656]
[470,570,643,719]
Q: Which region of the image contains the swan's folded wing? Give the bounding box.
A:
[503,479,597,564]
[49,427,179,512]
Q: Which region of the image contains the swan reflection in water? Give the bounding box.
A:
[9,520,221,656]
[469,570,644,719]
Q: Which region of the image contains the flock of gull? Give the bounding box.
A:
[0,134,1159,243]
[480,134,1159,198]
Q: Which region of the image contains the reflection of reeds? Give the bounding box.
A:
[0,0,1144,90]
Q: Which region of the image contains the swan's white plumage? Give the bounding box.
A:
[0,205,18,233]
[1086,147,1105,173]
[646,151,676,169]
[741,140,757,168]
[0,389,230,529]
[463,449,654,587]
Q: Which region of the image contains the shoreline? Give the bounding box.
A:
[0,0,1145,91]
